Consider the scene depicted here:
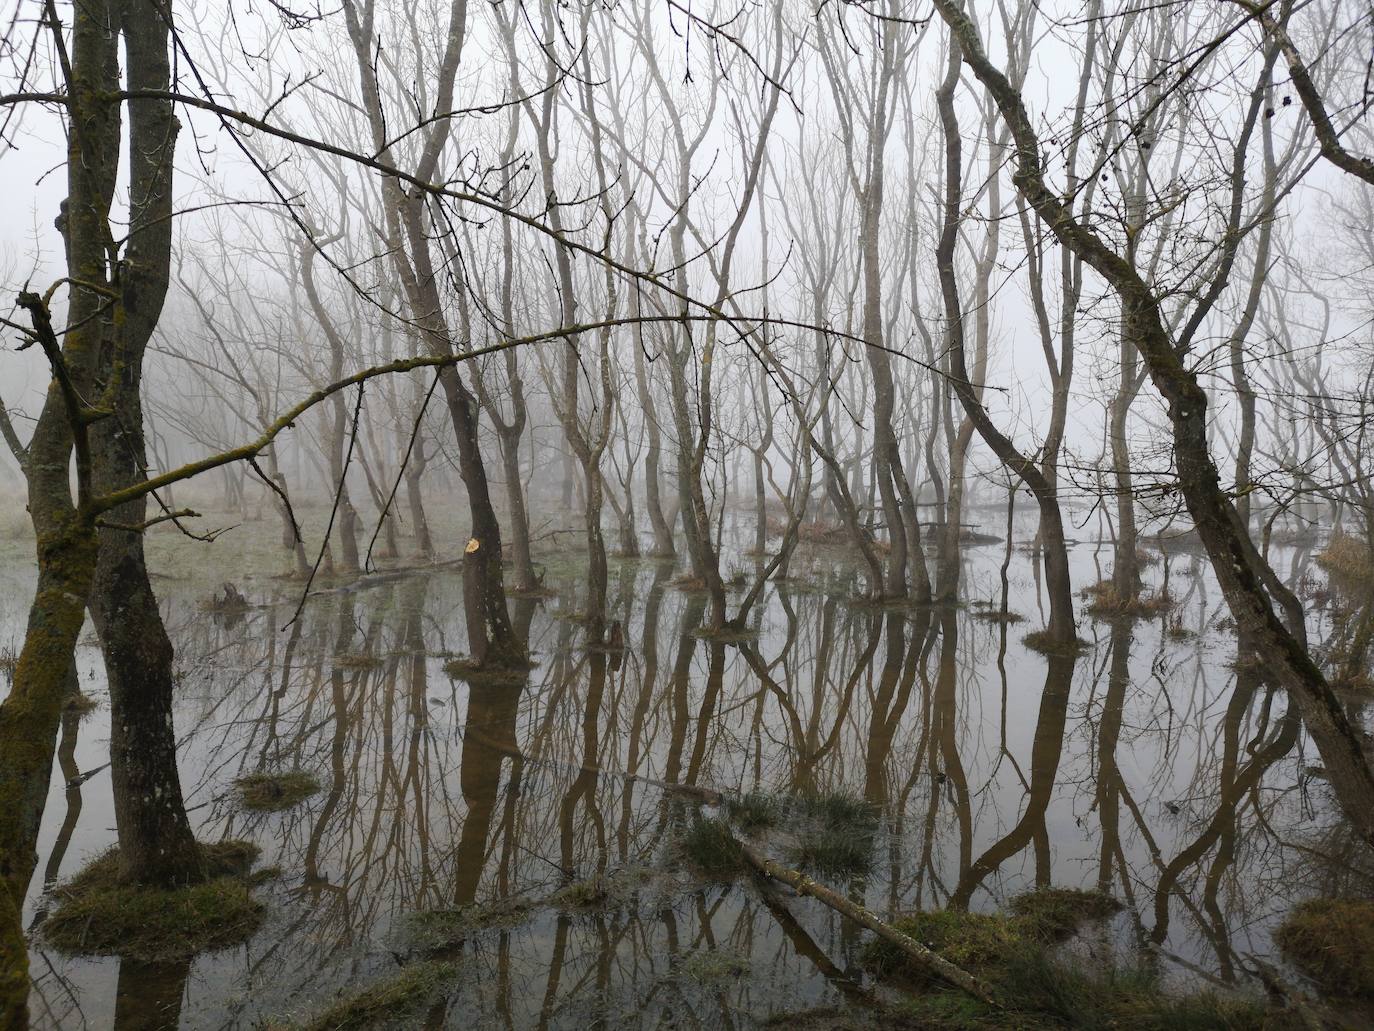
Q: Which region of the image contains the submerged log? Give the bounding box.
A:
[736,840,998,1006]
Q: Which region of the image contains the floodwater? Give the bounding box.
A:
[6,506,1370,1029]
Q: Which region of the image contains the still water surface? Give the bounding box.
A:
[6,509,1366,1028]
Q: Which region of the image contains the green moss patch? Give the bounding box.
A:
[864,889,1120,982]
[294,960,459,1031]
[236,770,322,811]
[1274,897,1374,998]
[40,841,264,960]
[863,910,1022,981]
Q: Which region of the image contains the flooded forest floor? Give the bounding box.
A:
[3,495,1373,1029]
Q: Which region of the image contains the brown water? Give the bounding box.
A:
[7,509,1370,1029]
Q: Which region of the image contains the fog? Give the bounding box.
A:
[2,0,1374,1027]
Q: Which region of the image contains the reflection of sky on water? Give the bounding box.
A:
[5,509,1366,1029]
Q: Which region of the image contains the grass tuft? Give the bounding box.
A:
[681,817,747,880]
[1317,531,1374,586]
[1082,581,1176,619]
[400,897,537,950]
[40,841,264,960]
[1022,630,1090,656]
[782,790,880,879]
[333,652,383,670]
[442,657,532,685]
[680,947,750,983]
[725,791,781,833]
[294,960,459,1031]
[1274,897,1374,998]
[1008,886,1121,942]
[236,770,322,811]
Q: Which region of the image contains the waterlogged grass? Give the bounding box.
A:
[441,657,532,686]
[786,791,880,879]
[400,896,538,950]
[1274,897,1374,998]
[41,841,264,960]
[714,788,880,878]
[1081,581,1177,619]
[863,909,1022,979]
[1008,887,1121,942]
[236,770,322,811]
[864,888,1120,983]
[971,607,1026,625]
[1022,630,1091,656]
[681,817,747,880]
[680,947,750,983]
[288,960,460,1031]
[725,790,781,833]
[864,899,1286,1030]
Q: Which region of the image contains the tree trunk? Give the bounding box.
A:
[934,0,1374,843]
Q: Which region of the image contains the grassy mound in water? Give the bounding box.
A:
[863,887,1118,979]
[860,891,1290,1029]
[236,770,321,811]
[1008,886,1122,941]
[282,960,459,1031]
[1317,531,1374,587]
[441,657,532,686]
[1022,630,1091,656]
[400,896,538,950]
[1079,580,1176,620]
[1274,897,1374,998]
[41,841,264,960]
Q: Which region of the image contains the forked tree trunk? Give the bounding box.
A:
[934,0,1374,843]
[85,0,205,888]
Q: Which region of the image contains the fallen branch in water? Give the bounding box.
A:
[734,838,998,1006]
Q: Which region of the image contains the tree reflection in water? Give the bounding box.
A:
[11,524,1364,1029]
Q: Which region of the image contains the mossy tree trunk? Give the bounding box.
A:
[0,0,123,1020]
[934,0,1374,846]
[85,0,205,890]
[0,518,100,1028]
